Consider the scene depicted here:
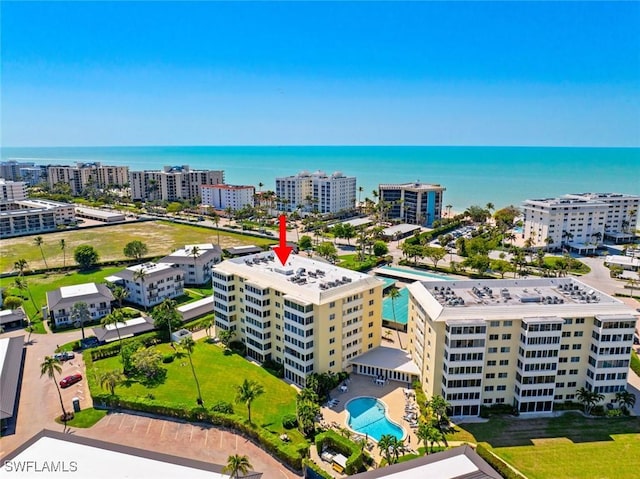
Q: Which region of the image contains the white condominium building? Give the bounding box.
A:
[158,243,222,285]
[378,182,445,227]
[0,160,36,181]
[0,199,76,239]
[201,184,255,211]
[47,162,129,195]
[129,165,224,202]
[276,170,357,215]
[566,193,640,240]
[523,192,640,249]
[106,263,184,309]
[211,252,383,386]
[0,179,27,201]
[407,278,638,416]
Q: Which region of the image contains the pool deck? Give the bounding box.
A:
[319,374,420,463]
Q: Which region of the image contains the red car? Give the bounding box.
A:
[59,374,83,388]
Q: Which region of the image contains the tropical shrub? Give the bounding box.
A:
[210,400,234,414]
[282,414,298,429]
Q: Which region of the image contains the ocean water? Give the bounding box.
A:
[1,146,638,211]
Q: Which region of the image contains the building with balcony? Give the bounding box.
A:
[211,252,383,386]
[201,184,255,211]
[47,162,129,196]
[523,193,640,250]
[0,179,27,201]
[276,170,357,215]
[46,283,114,328]
[378,182,445,227]
[0,160,37,181]
[158,243,222,285]
[106,263,184,309]
[129,165,224,202]
[0,199,76,238]
[406,278,637,416]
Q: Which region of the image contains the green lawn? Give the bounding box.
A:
[1,220,276,273]
[0,267,122,327]
[88,341,306,447]
[338,254,379,272]
[543,256,591,275]
[55,407,107,428]
[452,413,640,479]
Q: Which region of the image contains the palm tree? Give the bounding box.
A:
[235,379,264,424]
[13,277,38,317]
[377,434,397,466]
[181,336,204,406]
[189,245,201,284]
[576,387,604,416]
[153,298,179,342]
[445,204,453,218]
[615,390,636,413]
[101,309,126,369]
[40,356,68,424]
[110,285,129,308]
[133,267,148,309]
[34,236,49,269]
[417,422,438,453]
[223,454,253,479]
[99,369,124,396]
[70,301,91,340]
[26,324,35,343]
[212,212,221,245]
[626,278,639,299]
[388,287,404,349]
[60,239,67,268]
[13,258,28,276]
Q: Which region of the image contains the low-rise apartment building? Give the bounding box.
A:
[158,243,222,285]
[106,263,184,309]
[46,283,114,327]
[0,199,76,238]
[211,252,383,386]
[407,278,637,416]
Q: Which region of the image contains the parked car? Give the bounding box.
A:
[59,374,83,388]
[53,352,75,362]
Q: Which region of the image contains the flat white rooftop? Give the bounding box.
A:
[165,244,216,258]
[60,283,98,298]
[104,316,147,331]
[127,262,175,274]
[350,346,420,376]
[408,278,638,322]
[383,455,478,479]
[215,252,383,304]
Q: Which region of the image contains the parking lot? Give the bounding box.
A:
[75,412,301,478]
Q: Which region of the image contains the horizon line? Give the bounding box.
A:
[2,144,639,149]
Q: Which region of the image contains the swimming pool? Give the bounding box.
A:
[377,265,454,280]
[345,397,404,442]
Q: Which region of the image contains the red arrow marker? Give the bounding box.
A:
[273,214,293,266]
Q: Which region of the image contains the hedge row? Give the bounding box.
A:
[475,444,528,479]
[411,380,429,419]
[92,394,307,471]
[314,430,370,475]
[631,350,640,378]
[302,459,333,479]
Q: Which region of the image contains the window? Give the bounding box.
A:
[504,320,513,327]
[561,345,569,350]
[329,349,335,356]
[488,347,498,353]
[485,373,496,379]
[329,361,335,367]
[562,331,571,338]
[490,321,500,327]
[568,381,577,388]
[369,299,374,306]
[498,372,508,378]
[499,360,509,366]
[329,326,335,333]
[329,301,336,308]
[489,334,499,340]
[574,331,583,337]
[569,369,579,375]
[576,318,585,324]
[329,313,335,321]
[559,357,568,363]
[570,356,580,363]
[484,385,494,391]
[502,334,511,340]
[368,321,374,328]
[329,338,335,344]
[572,344,581,350]
[497,385,506,391]
[487,360,497,366]
[500,347,510,353]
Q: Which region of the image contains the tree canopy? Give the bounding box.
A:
[123,240,149,259]
[74,245,100,270]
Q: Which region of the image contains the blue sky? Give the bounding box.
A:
[2,1,639,147]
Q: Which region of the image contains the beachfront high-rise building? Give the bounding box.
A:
[0,160,36,181]
[47,162,129,196]
[378,182,445,227]
[406,278,638,416]
[129,165,224,202]
[566,193,640,242]
[275,170,357,215]
[211,252,383,386]
[0,179,27,201]
[201,184,255,211]
[522,192,640,251]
